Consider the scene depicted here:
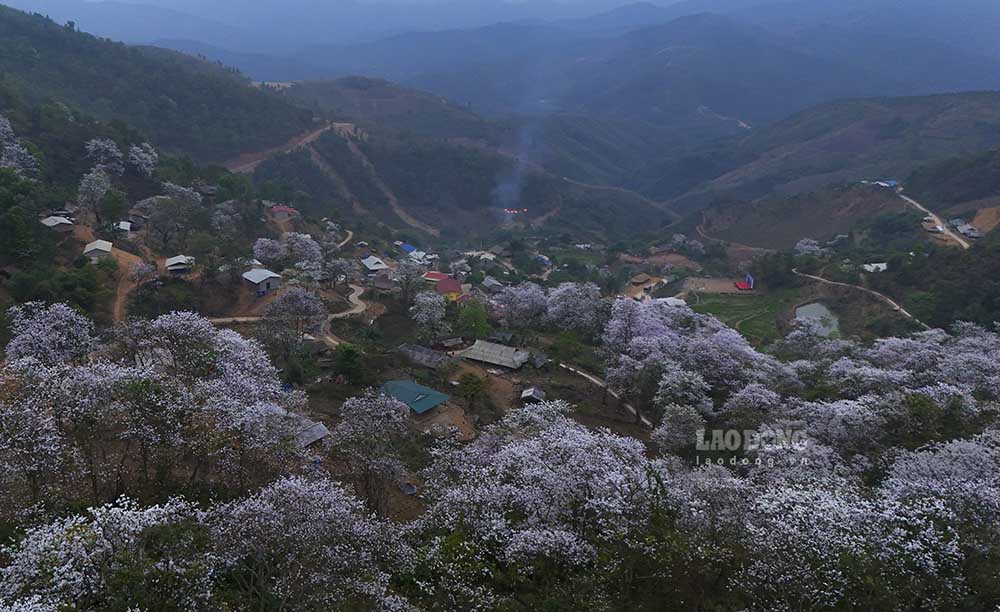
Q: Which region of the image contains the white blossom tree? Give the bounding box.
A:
[5,302,96,365]
[84,138,124,175]
[495,282,547,328]
[77,167,111,219]
[331,391,410,515]
[127,142,158,177]
[0,114,38,179]
[209,476,408,611]
[651,403,706,453]
[162,181,203,206]
[258,287,327,358]
[546,282,605,336]
[414,401,657,608]
[0,498,213,611]
[393,260,425,306]
[410,291,450,340]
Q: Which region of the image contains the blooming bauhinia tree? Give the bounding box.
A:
[393,260,425,306]
[414,401,657,608]
[209,476,408,611]
[162,181,203,206]
[410,291,450,340]
[77,167,111,217]
[0,115,38,179]
[0,498,212,611]
[5,302,96,365]
[127,142,158,177]
[494,282,547,328]
[331,391,410,514]
[84,138,124,175]
[546,282,605,336]
[258,287,327,357]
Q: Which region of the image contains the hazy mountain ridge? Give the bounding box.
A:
[0,5,314,161]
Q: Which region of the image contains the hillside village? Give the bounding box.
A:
[4,3,1000,610]
[18,129,994,459]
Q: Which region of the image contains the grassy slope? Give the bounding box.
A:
[0,5,313,161]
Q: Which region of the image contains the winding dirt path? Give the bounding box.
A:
[341,138,440,237]
[898,192,971,250]
[207,284,368,327]
[792,269,929,330]
[224,123,335,174]
[111,249,143,322]
[558,363,653,428]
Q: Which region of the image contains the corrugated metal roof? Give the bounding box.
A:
[457,340,530,369]
[381,380,449,414]
[243,268,281,284]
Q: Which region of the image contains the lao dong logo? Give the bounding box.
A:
[695,428,811,467]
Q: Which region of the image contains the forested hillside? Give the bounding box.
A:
[0,5,313,161]
[906,148,1000,207]
[252,121,673,242]
[662,92,1000,210]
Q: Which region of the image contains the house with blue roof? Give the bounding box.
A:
[400,243,417,254]
[380,380,450,414]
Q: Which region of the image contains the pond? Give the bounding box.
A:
[794,301,841,338]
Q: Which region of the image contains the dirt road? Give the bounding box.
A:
[558,363,653,428]
[898,192,971,250]
[792,269,929,329]
[341,138,441,237]
[111,248,143,322]
[337,229,354,249]
[208,284,368,326]
[224,123,335,174]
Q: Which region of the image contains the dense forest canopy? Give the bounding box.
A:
[0,6,314,162]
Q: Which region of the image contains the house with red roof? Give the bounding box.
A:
[271,205,299,220]
[435,278,463,301]
[423,271,450,283]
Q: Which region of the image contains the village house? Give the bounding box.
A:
[957,224,982,239]
[380,380,450,415]
[116,221,132,235]
[361,255,389,273]
[435,278,463,301]
[521,387,547,404]
[422,271,450,283]
[371,273,396,294]
[457,339,531,369]
[242,268,282,294]
[862,262,889,273]
[83,239,113,262]
[481,276,505,294]
[165,255,195,274]
[271,205,299,220]
[40,216,74,233]
[397,344,452,370]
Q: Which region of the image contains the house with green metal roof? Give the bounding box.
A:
[380,380,450,415]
